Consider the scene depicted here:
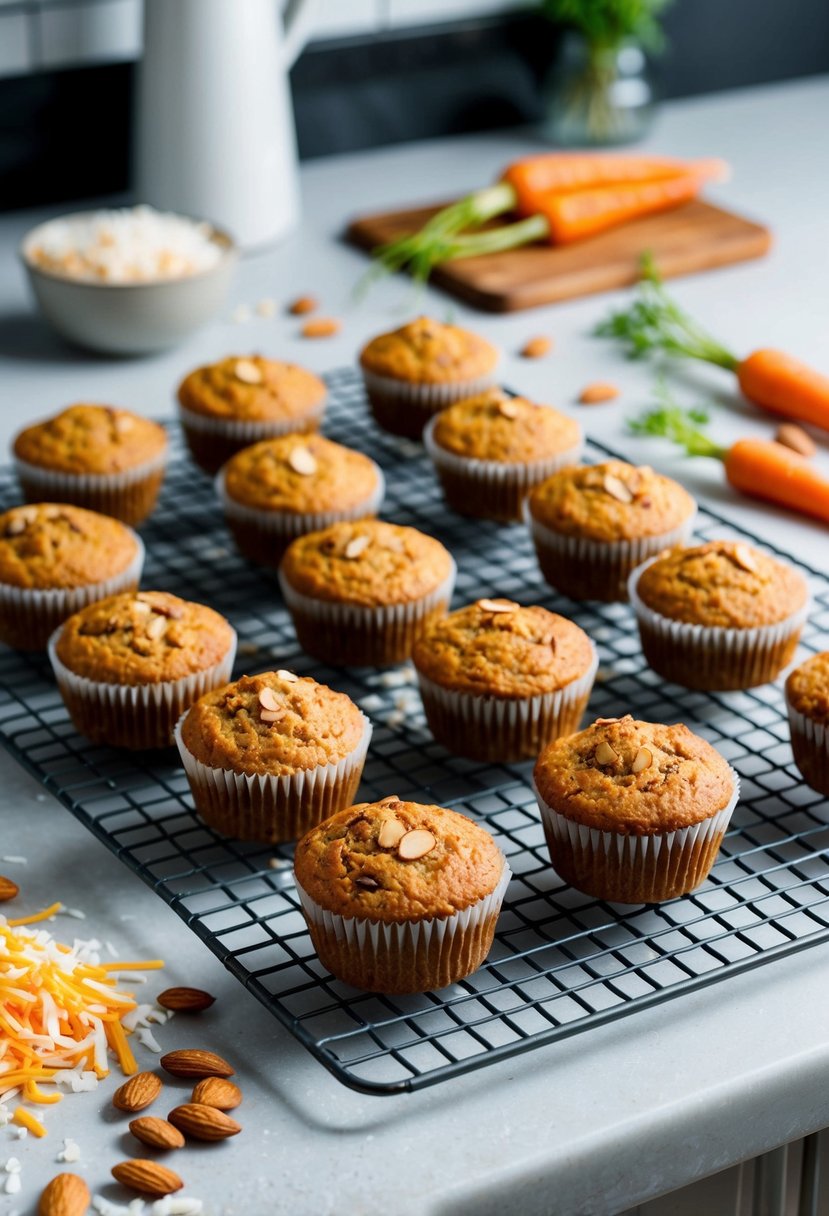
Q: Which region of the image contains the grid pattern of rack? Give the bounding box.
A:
[0,366,827,1096]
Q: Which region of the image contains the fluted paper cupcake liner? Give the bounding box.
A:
[279,561,456,667]
[0,532,145,651]
[362,365,500,441]
[416,644,598,762]
[527,507,697,603]
[786,702,829,798]
[535,773,739,904]
[174,712,372,843]
[48,626,237,750]
[629,557,809,691]
[423,416,584,523]
[295,860,511,993]
[15,450,168,527]
[178,402,326,475]
[216,463,386,568]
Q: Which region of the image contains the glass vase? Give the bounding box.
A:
[543,32,657,147]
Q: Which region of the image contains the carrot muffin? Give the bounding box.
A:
[527,460,696,601]
[49,590,236,749]
[177,355,327,474]
[413,599,597,761]
[13,404,168,525]
[630,540,809,690]
[359,316,500,440]
[176,670,371,842]
[533,716,739,903]
[217,434,385,567]
[785,652,829,796]
[423,389,583,522]
[279,520,456,666]
[294,798,510,992]
[0,503,144,650]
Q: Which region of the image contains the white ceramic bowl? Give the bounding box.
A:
[20,213,237,356]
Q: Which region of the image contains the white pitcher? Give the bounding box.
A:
[136,0,317,250]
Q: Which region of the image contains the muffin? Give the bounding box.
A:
[527,461,696,601]
[294,797,511,993]
[0,503,145,651]
[629,540,809,690]
[217,434,385,567]
[785,652,829,796]
[49,591,236,749]
[413,599,597,762]
[176,670,371,843]
[177,355,327,474]
[423,389,583,523]
[533,716,739,904]
[359,316,500,440]
[13,404,168,526]
[279,520,456,666]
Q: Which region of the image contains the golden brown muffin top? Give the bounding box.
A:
[222,434,380,514]
[359,316,499,385]
[786,652,829,724]
[55,591,234,686]
[280,520,454,608]
[534,715,734,835]
[413,599,594,698]
[634,540,808,629]
[528,460,695,542]
[0,503,138,590]
[177,356,327,422]
[294,798,505,922]
[13,405,168,476]
[180,670,367,777]
[430,388,582,464]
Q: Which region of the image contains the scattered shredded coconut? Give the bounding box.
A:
[0,857,26,866]
[105,941,120,958]
[61,907,86,920]
[4,1158,21,1175]
[136,1027,163,1053]
[57,1136,81,1163]
[152,1199,204,1215]
[0,1109,10,1127]
[255,298,276,318]
[231,304,252,324]
[4,1173,20,1195]
[94,1198,144,1216]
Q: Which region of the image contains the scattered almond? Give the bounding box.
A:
[579,382,620,405]
[276,669,298,683]
[192,1077,242,1111]
[168,1103,242,1142]
[477,598,517,614]
[146,615,167,641]
[378,794,400,806]
[775,423,815,457]
[260,708,285,723]
[111,1159,183,1197]
[594,717,621,725]
[603,473,633,504]
[132,599,152,615]
[344,535,370,560]
[288,446,318,476]
[289,295,318,316]
[113,1071,163,1114]
[129,1116,185,1151]
[732,543,758,573]
[258,688,282,713]
[632,746,653,773]
[595,741,618,766]
[156,987,216,1013]
[377,818,407,849]
[520,336,552,359]
[234,358,263,384]
[398,829,437,861]
[498,400,520,418]
[38,1172,90,1216]
[5,517,26,536]
[0,875,19,902]
[301,317,340,339]
[160,1049,234,1079]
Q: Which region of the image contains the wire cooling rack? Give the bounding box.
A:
[0,367,828,1096]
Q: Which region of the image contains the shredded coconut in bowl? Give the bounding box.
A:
[23,206,225,284]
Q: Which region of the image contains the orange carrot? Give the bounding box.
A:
[737,349,829,432]
[537,172,711,244]
[724,437,829,523]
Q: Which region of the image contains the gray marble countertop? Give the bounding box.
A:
[0,74,827,1216]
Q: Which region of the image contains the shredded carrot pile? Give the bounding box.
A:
[0,903,163,1112]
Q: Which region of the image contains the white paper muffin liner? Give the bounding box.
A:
[178,401,327,445]
[628,555,810,690]
[216,463,386,566]
[786,701,829,797]
[361,362,500,440]
[278,560,457,666]
[527,506,697,602]
[416,642,598,762]
[15,449,168,526]
[174,711,372,843]
[535,771,740,904]
[423,414,584,522]
[48,625,237,750]
[295,859,511,993]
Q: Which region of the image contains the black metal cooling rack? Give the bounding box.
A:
[0,366,828,1096]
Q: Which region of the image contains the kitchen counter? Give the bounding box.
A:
[0,76,828,1216]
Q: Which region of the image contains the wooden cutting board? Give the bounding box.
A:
[347,199,772,312]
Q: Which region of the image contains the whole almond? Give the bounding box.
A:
[234,358,263,385]
[520,336,552,359]
[579,381,620,405]
[0,875,19,902]
[113,1071,162,1113]
[160,1049,234,1079]
[775,423,815,458]
[301,317,340,338]
[168,1102,242,1142]
[288,295,318,315]
[157,987,216,1013]
[38,1173,90,1216]
[192,1077,242,1111]
[111,1159,183,1197]
[129,1116,185,1151]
